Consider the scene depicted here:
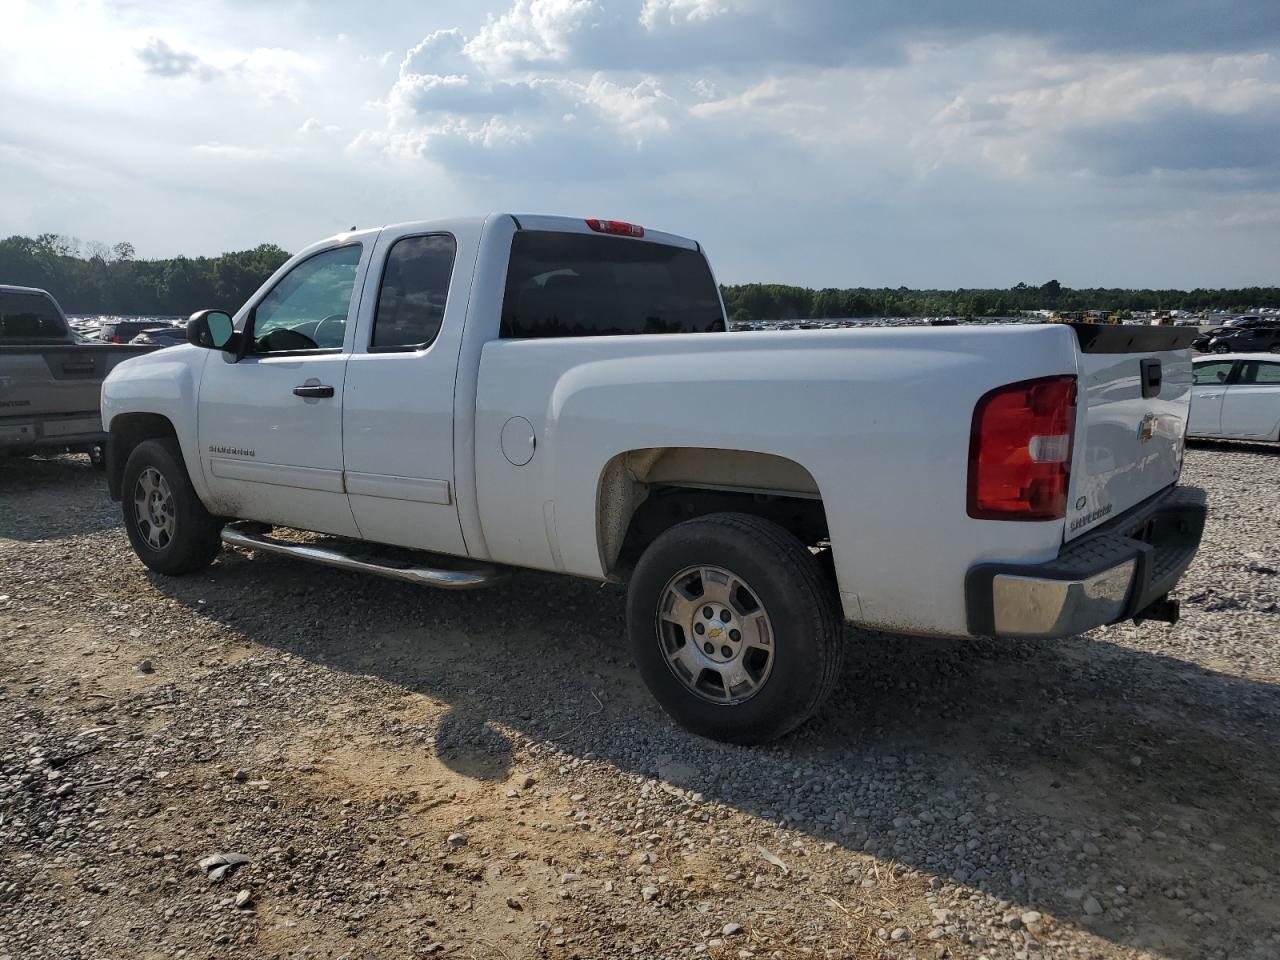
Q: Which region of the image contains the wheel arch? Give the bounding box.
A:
[106,413,179,501]
[595,447,829,577]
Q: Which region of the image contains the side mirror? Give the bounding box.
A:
[187,310,237,353]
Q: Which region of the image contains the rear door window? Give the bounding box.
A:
[1240,361,1280,384]
[0,292,65,341]
[500,231,725,338]
[371,234,456,351]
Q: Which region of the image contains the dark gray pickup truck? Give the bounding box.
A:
[1,285,157,465]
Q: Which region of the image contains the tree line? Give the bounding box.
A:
[0,234,291,316]
[720,280,1280,322]
[2,234,1276,319]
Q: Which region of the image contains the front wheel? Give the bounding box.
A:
[121,438,222,575]
[626,513,844,745]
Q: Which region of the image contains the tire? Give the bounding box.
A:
[626,512,844,745]
[1212,343,1231,354]
[121,438,222,575]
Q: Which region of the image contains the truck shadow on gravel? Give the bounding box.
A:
[151,545,1280,960]
[0,454,121,542]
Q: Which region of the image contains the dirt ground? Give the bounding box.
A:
[2,443,1278,960]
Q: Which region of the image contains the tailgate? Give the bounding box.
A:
[0,345,157,418]
[1065,324,1198,541]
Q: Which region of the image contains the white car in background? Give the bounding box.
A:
[1189,354,1280,441]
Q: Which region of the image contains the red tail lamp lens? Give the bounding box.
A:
[968,375,1077,520]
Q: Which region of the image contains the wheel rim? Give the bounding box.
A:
[133,466,176,551]
[655,565,775,704]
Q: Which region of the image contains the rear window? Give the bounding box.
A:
[500,231,724,339]
[0,292,65,341]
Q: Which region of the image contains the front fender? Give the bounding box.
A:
[102,347,210,501]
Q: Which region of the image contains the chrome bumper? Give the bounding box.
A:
[966,486,1206,639]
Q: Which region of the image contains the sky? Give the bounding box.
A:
[2,0,1279,288]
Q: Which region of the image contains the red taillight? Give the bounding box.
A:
[967,375,1077,521]
[586,218,644,238]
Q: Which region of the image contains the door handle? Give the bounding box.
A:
[1196,393,1222,399]
[61,361,95,374]
[293,384,334,398]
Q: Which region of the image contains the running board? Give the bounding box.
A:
[220,522,504,590]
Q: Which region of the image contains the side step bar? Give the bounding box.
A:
[220,522,504,590]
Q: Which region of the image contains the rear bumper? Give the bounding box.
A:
[965,485,1206,638]
[1,414,106,453]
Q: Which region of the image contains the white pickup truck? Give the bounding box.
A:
[101,214,1206,743]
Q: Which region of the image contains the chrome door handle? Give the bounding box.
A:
[293,384,334,398]
[1196,393,1222,399]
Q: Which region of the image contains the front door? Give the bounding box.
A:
[198,242,368,536]
[341,228,468,555]
[1221,359,1280,440]
[1188,359,1234,437]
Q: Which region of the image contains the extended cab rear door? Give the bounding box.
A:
[340,221,480,556]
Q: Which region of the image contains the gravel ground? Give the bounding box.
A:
[1,443,1278,960]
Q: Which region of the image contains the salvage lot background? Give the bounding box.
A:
[1,444,1277,960]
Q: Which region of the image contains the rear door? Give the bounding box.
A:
[198,241,367,536]
[1187,359,1236,437]
[1221,359,1280,440]
[340,226,472,555]
[1065,327,1197,540]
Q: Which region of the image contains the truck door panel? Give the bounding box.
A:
[342,231,468,555]
[198,243,365,535]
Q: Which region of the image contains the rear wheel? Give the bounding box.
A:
[122,438,222,575]
[1212,343,1231,354]
[627,513,843,744]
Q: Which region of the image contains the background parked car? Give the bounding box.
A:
[1188,354,1280,441]
[1199,327,1280,354]
[129,326,189,347]
[96,319,181,344]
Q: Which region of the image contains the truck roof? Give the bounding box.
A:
[0,284,56,297]
[352,214,700,252]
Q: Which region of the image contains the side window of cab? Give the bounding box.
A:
[370,234,457,351]
[250,244,363,354]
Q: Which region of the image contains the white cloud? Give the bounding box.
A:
[298,117,341,135]
[639,0,732,29]
[464,0,597,71]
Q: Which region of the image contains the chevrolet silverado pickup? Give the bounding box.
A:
[100,215,1206,743]
[1,285,156,465]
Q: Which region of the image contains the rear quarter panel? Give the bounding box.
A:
[475,324,1082,637]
